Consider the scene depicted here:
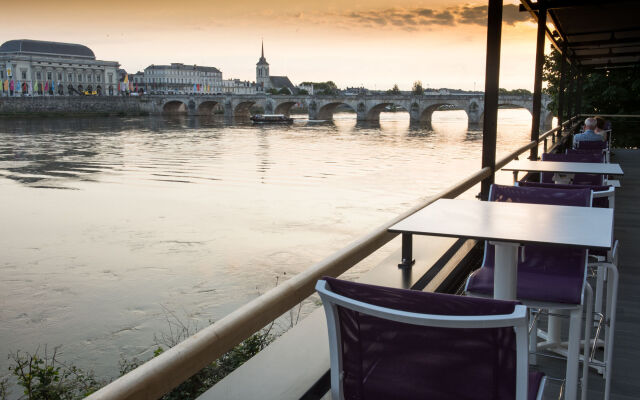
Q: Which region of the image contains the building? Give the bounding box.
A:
[142,63,222,94]
[0,39,120,96]
[222,79,257,95]
[255,42,296,94]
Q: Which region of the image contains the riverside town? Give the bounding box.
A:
[1,2,640,400]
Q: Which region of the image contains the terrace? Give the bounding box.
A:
[87,1,640,399]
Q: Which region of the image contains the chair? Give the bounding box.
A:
[541,152,604,185]
[316,277,545,400]
[465,184,594,400]
[574,140,609,162]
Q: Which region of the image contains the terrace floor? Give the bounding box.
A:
[539,149,640,400]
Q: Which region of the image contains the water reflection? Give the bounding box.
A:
[0,109,533,380]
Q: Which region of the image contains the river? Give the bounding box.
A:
[0,110,539,383]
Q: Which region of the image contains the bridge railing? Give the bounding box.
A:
[86,117,577,400]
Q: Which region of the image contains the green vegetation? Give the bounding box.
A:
[1,324,274,400]
[498,88,532,96]
[412,81,424,95]
[543,48,640,147]
[299,81,338,95]
[387,84,401,95]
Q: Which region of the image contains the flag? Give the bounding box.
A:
[51,80,55,94]
[9,79,14,91]
[193,83,196,93]
[28,81,32,94]
[44,81,49,92]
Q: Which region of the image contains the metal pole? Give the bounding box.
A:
[480,0,503,200]
[557,46,567,137]
[530,3,547,161]
[566,76,575,124]
[575,71,583,116]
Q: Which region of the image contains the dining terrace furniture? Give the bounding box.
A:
[541,153,606,185]
[316,277,545,400]
[502,160,623,185]
[388,197,614,400]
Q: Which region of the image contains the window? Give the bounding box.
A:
[87,74,92,82]
[78,74,83,82]
[22,70,27,80]
[97,74,101,83]
[108,73,113,83]
[0,71,3,79]
[57,72,62,81]
[36,71,42,80]
[47,72,52,80]
[68,73,73,82]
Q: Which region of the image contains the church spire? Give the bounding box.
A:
[257,39,269,66]
[261,40,264,58]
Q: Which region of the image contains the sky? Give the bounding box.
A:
[1,1,545,91]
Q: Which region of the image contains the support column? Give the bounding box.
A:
[557,46,567,137]
[529,2,547,161]
[566,77,575,124]
[575,71,583,117]
[480,0,503,201]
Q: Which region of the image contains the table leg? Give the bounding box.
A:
[398,233,415,269]
[492,241,519,300]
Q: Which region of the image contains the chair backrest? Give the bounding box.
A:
[316,277,530,400]
[576,140,608,150]
[482,185,590,302]
[516,181,614,209]
[540,152,605,185]
[566,148,606,163]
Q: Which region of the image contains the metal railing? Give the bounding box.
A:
[87,118,576,400]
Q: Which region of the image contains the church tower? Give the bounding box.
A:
[256,41,270,91]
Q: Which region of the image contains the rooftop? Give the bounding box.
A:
[0,39,95,60]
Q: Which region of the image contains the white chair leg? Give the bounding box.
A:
[565,307,583,400]
[603,264,619,400]
[529,309,538,365]
[594,267,605,318]
[581,284,593,400]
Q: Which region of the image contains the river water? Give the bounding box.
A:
[0,110,537,382]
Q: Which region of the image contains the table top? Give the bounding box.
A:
[503,160,624,175]
[389,199,614,249]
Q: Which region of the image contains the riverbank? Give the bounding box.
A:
[0,97,151,116]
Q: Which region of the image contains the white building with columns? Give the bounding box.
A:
[0,39,120,96]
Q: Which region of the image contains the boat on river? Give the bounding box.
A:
[250,114,293,124]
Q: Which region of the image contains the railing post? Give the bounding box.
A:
[480,0,503,201]
[529,1,546,161]
[575,71,583,116]
[566,76,575,124]
[557,45,567,138]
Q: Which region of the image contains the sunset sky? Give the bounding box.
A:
[1,1,544,91]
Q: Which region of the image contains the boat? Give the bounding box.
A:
[250,114,293,124]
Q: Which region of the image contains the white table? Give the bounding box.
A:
[503,160,624,184]
[388,199,614,300]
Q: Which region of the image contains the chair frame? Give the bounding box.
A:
[316,279,544,400]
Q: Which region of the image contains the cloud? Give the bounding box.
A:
[287,3,531,32]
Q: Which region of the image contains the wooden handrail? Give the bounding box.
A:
[86,124,561,400]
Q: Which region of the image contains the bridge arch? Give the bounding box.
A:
[274,101,297,115]
[365,102,410,121]
[315,102,356,121]
[162,100,188,114]
[197,100,220,115]
[419,103,469,124]
[234,101,256,118]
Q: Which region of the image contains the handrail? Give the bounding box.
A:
[87,124,561,400]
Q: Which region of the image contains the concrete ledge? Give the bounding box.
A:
[198,235,466,400]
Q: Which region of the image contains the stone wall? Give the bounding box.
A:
[0,96,154,115]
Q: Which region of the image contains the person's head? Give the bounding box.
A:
[584,117,597,130]
[595,116,606,130]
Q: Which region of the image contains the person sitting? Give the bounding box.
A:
[595,116,610,142]
[573,117,605,147]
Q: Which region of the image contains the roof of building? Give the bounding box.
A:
[0,39,95,59]
[145,63,221,73]
[269,76,296,91]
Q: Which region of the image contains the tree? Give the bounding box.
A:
[412,81,424,95]
[300,81,338,95]
[387,84,400,95]
[543,47,640,146]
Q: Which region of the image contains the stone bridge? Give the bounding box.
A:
[149,93,553,130]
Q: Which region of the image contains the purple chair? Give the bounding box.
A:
[516,181,614,209]
[465,184,593,400]
[541,152,605,185]
[574,140,610,163]
[316,277,545,400]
